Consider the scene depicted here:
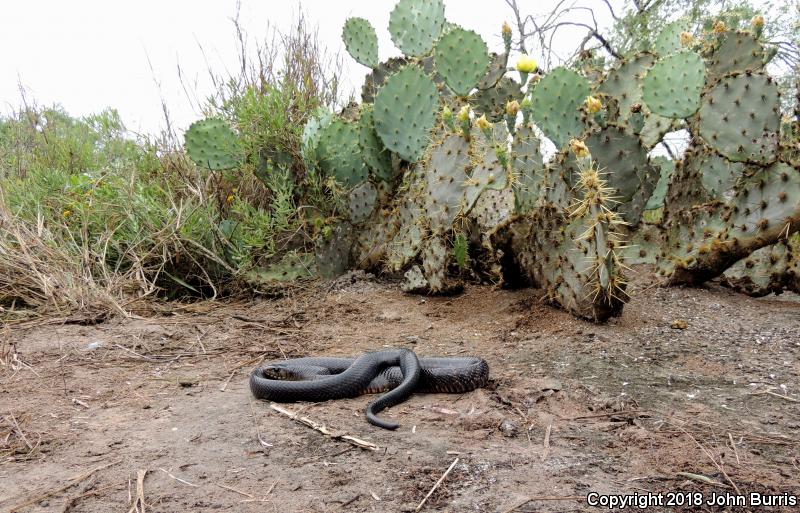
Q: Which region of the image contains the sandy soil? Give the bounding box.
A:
[1,267,799,512]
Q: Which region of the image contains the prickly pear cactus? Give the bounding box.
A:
[184,118,242,170]
[342,17,379,68]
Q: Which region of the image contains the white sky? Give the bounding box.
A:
[0,0,618,137]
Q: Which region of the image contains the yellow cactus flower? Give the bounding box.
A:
[63,209,72,218]
[570,139,590,159]
[712,20,727,34]
[516,54,538,73]
[505,100,520,116]
[475,114,491,131]
[584,96,602,114]
[751,15,764,28]
[457,105,471,123]
[679,31,695,47]
[502,21,512,38]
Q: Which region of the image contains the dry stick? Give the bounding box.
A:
[7,459,122,512]
[215,483,254,499]
[541,422,552,462]
[8,413,32,451]
[415,457,459,512]
[159,468,198,487]
[728,433,741,465]
[500,495,585,513]
[127,469,148,513]
[562,409,648,421]
[679,428,741,495]
[269,403,380,451]
[749,390,800,403]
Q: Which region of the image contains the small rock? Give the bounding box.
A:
[84,340,105,351]
[379,310,402,321]
[499,418,519,438]
[671,319,688,329]
[405,335,420,344]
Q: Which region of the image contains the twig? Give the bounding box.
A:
[679,428,741,495]
[268,403,380,451]
[415,457,459,512]
[500,495,585,513]
[749,390,799,403]
[562,409,648,421]
[159,468,198,487]
[676,472,728,488]
[8,413,32,451]
[541,422,552,462]
[728,433,740,465]
[7,459,121,512]
[216,483,253,498]
[127,468,148,513]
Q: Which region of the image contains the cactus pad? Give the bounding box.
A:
[698,72,780,164]
[706,31,766,79]
[470,77,522,122]
[358,106,394,182]
[529,67,590,148]
[362,57,408,103]
[316,119,368,186]
[434,28,490,96]
[425,134,470,229]
[373,66,439,162]
[184,118,242,170]
[342,17,379,68]
[388,0,445,57]
[511,123,544,213]
[653,21,689,56]
[348,182,378,223]
[641,51,706,119]
[477,52,509,89]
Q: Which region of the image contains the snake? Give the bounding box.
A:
[249,349,489,430]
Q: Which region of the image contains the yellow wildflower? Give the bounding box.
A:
[751,15,764,29]
[63,209,72,218]
[570,139,590,159]
[584,96,602,114]
[502,21,512,38]
[226,194,235,204]
[516,54,537,73]
[712,20,726,34]
[475,114,491,131]
[505,100,520,116]
[679,31,694,47]
[457,105,471,123]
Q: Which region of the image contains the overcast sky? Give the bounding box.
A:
[0,0,617,137]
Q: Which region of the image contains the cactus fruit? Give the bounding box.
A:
[641,51,706,119]
[698,72,780,164]
[529,67,590,148]
[434,28,490,96]
[342,17,379,68]
[388,0,445,57]
[184,118,242,170]
[373,65,439,162]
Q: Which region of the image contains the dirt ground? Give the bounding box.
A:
[1,267,799,513]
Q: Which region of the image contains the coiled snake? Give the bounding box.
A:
[249,349,489,429]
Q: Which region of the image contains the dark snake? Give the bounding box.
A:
[249,349,489,430]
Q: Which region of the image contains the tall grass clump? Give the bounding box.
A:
[0,11,344,320]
